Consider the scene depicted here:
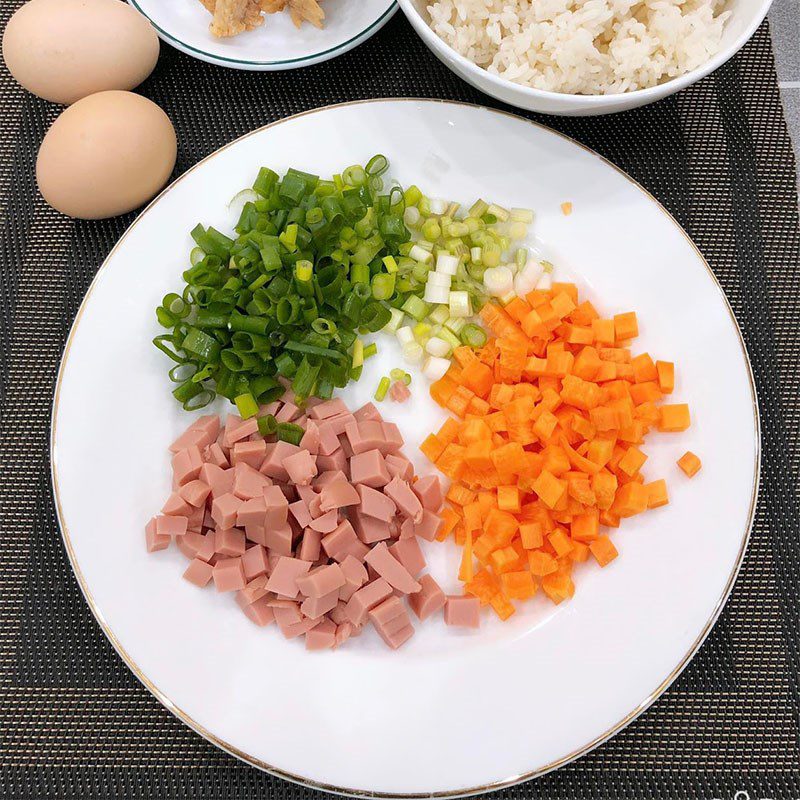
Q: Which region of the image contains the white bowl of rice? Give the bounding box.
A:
[397,0,772,115]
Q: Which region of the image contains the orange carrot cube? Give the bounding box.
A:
[677,450,702,477]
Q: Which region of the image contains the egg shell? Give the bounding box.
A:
[2,0,159,105]
[37,91,177,220]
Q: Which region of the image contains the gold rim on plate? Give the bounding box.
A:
[50,98,761,799]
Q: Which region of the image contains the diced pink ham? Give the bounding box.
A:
[338,554,368,601]
[399,518,415,539]
[199,463,234,499]
[298,528,321,561]
[339,433,354,458]
[283,449,318,486]
[389,538,426,577]
[316,421,342,456]
[272,601,302,628]
[264,523,293,556]
[444,595,481,628]
[344,421,385,455]
[384,453,414,482]
[232,462,271,500]
[384,476,423,523]
[231,439,267,470]
[368,596,414,649]
[323,412,356,437]
[178,480,211,508]
[210,493,243,530]
[260,440,302,481]
[169,429,207,454]
[289,499,312,528]
[296,563,345,598]
[381,423,404,453]
[279,614,323,640]
[413,475,443,512]
[241,544,269,580]
[314,469,347,489]
[353,402,383,422]
[321,519,358,560]
[156,515,188,538]
[408,574,446,621]
[364,542,421,595]
[305,618,337,650]
[308,509,339,533]
[309,397,348,420]
[265,556,312,599]
[299,420,320,455]
[345,578,394,626]
[341,539,370,562]
[196,531,216,562]
[300,589,340,619]
[161,492,193,517]
[205,442,229,468]
[334,621,354,648]
[414,510,440,542]
[145,517,170,552]
[172,446,204,485]
[316,449,347,473]
[183,558,213,587]
[176,533,201,559]
[215,527,246,557]
[236,495,266,528]
[240,595,276,627]
[238,574,269,604]
[351,509,392,545]
[262,484,289,528]
[275,402,300,422]
[389,380,411,403]
[212,557,246,592]
[349,449,391,488]
[319,480,360,512]
[356,484,396,522]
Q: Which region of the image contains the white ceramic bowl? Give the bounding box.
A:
[398,0,773,116]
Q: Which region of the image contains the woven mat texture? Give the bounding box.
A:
[0,3,798,798]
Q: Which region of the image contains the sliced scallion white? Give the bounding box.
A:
[425,336,451,357]
[449,290,471,318]
[435,252,459,276]
[396,326,414,346]
[409,244,433,263]
[402,342,425,364]
[423,356,451,381]
[484,265,514,297]
[385,307,405,332]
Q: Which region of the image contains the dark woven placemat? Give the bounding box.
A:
[1,3,799,797]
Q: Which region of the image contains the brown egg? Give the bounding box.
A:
[37,91,177,219]
[2,0,159,105]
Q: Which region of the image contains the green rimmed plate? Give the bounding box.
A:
[128,0,396,70]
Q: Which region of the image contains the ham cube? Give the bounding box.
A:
[264,523,293,556]
[344,421,385,455]
[212,557,246,592]
[289,499,313,529]
[299,420,320,455]
[384,453,414,482]
[283,449,318,486]
[369,596,415,649]
[384,476,423,523]
[309,398,349,420]
[263,485,289,527]
[279,615,323,640]
[161,492,193,517]
[351,509,392,545]
[413,475,443,512]
[408,574,446,621]
[231,439,267,470]
[389,380,411,403]
[314,469,348,488]
[356,484,396,522]
[238,574,269,604]
[241,544,269,580]
[321,520,358,560]
[171,446,204,485]
[211,493,243,530]
[305,618,337,650]
[145,517,170,552]
[178,480,211,508]
[236,495,266,528]
[334,621,354,648]
[444,595,481,628]
[260,441,302,481]
[339,555,368,601]
[223,416,258,448]
[199,463,234,499]
[205,442,229,468]
[214,527,246,557]
[156,515,188,538]
[275,402,300,422]
[364,542,421,595]
[296,563,346,598]
[389,537,426,577]
[349,449,391,488]
[183,558,213,587]
[240,595,275,627]
[414,510,440,542]
[319,480,360,512]
[266,556,312,599]
[381,423,404,453]
[300,589,340,620]
[232,462,271,500]
[316,449,347,473]
[308,509,339,533]
[345,578,393,626]
[353,402,383,422]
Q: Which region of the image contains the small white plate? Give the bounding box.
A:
[128,0,396,70]
[51,100,759,796]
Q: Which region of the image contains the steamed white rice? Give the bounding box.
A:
[427,0,731,94]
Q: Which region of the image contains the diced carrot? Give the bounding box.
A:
[519,522,544,549]
[505,296,532,324]
[589,535,618,567]
[570,540,590,562]
[613,311,638,341]
[658,404,691,432]
[528,550,558,576]
[489,591,516,620]
[437,417,461,445]
[446,484,476,506]
[532,469,567,509]
[436,443,466,479]
[500,570,537,600]
[677,450,702,477]
[618,446,647,477]
[541,569,575,604]
[591,318,615,345]
[655,360,675,393]
[458,530,474,582]
[645,479,669,508]
[485,508,519,545]
[465,568,499,605]
[497,485,521,513]
[548,527,573,557]
[490,546,519,573]
[430,375,458,406]
[631,353,658,383]
[436,507,461,541]
[420,434,445,463]
[630,381,663,405]
[462,501,483,533]
[610,483,650,517]
[571,510,599,542]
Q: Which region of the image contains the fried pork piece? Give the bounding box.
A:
[200,0,265,37]
[260,0,325,28]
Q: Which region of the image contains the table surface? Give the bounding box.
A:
[771,0,800,194]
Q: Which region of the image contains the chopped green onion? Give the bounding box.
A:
[363,342,378,360]
[385,307,405,332]
[277,422,304,445]
[234,392,259,419]
[374,376,390,402]
[383,255,399,274]
[401,295,429,322]
[428,304,450,325]
[461,323,488,348]
[352,338,364,368]
[258,414,278,436]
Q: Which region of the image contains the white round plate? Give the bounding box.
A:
[52,100,759,797]
[128,0,396,70]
